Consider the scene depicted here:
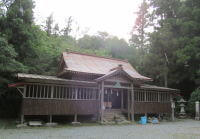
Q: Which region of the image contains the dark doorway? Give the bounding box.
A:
[104,89,122,109]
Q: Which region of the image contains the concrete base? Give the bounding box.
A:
[28,121,43,126]
[195,117,200,120]
[16,123,27,128]
[71,122,81,126]
[45,122,58,127]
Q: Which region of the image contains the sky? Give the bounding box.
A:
[33,0,142,41]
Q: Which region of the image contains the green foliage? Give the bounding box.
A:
[0,0,200,118]
[130,0,149,51]
[133,0,200,96]
[186,89,200,115]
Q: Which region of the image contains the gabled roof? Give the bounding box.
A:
[59,52,152,81]
[95,65,136,82]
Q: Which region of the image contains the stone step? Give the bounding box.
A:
[103,110,127,122]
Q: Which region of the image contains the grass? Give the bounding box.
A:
[0,119,16,129]
[0,118,183,130]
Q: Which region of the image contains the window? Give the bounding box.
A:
[134,88,170,102]
[25,84,98,100]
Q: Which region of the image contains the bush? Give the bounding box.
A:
[186,88,200,116]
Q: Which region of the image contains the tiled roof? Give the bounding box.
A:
[15,73,96,85]
[141,84,179,91]
[61,52,152,81]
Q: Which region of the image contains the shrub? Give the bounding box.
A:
[186,88,200,116]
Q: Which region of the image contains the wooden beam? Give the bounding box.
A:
[104,85,131,89]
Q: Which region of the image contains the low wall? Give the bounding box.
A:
[22,98,99,115]
[134,102,171,114]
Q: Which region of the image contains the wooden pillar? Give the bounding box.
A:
[121,90,123,110]
[97,84,101,122]
[20,85,26,124]
[101,81,104,123]
[21,115,24,124]
[131,83,135,121]
[74,114,77,122]
[49,115,52,123]
[127,90,130,120]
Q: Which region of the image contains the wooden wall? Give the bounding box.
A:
[22,98,99,115]
[134,102,171,114]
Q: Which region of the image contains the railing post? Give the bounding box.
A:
[195,101,200,120]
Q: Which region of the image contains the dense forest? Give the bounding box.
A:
[0,0,199,117]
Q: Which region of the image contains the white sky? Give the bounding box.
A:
[33,0,142,41]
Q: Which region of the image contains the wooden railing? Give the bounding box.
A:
[23,84,99,100]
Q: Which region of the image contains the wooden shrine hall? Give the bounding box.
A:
[9,51,179,123]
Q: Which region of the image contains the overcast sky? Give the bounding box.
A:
[33,0,142,41]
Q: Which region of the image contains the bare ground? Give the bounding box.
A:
[0,119,200,139]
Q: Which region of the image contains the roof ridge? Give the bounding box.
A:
[63,51,129,63]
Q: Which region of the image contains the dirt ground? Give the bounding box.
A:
[0,119,200,139]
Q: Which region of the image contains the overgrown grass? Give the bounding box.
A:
[0,119,16,129]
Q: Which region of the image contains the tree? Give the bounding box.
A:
[62,16,73,37]
[53,23,59,36]
[187,88,200,116]
[45,14,54,36]
[130,0,149,52]
[141,0,199,97]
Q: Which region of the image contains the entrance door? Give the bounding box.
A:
[104,89,121,109]
[111,89,121,109]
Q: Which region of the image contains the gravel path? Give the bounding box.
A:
[0,119,200,139]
